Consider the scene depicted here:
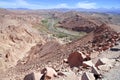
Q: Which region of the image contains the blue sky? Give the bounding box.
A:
[0,0,120,9]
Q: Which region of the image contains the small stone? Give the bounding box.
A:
[72,67,79,73]
[63,59,68,63]
[81,72,95,80]
[55,70,78,80]
[95,58,115,67]
[90,51,99,58]
[24,72,43,80]
[41,67,57,79]
[98,65,110,71]
[91,66,100,75]
[83,60,94,68]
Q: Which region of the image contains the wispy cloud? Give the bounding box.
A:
[17,0,29,6]
[0,0,44,9]
[76,2,97,9]
[0,0,69,9]
[0,0,97,9]
[56,3,69,8]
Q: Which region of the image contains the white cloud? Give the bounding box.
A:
[17,0,29,6]
[0,0,69,9]
[76,2,97,9]
[56,3,69,8]
[0,0,45,9]
[0,0,97,9]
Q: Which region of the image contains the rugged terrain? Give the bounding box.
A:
[0,8,120,80]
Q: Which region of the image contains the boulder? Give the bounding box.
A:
[24,72,43,80]
[68,51,85,67]
[91,66,100,75]
[95,58,115,67]
[83,60,94,68]
[41,67,57,79]
[81,72,95,80]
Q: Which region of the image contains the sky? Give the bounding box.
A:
[0,0,120,9]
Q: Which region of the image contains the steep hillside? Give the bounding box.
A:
[0,9,47,72]
[0,25,45,72]
[0,9,120,80]
[57,14,99,33]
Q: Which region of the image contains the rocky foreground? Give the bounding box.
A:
[23,40,120,80]
[0,9,120,80]
[0,23,119,80]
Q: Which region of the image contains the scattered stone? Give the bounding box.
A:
[83,60,94,68]
[81,72,95,80]
[55,70,78,80]
[72,67,79,73]
[95,58,115,67]
[115,62,120,67]
[116,59,120,62]
[57,72,66,76]
[24,72,43,80]
[68,51,85,67]
[91,66,100,75]
[90,51,99,58]
[98,65,111,71]
[110,48,120,51]
[41,67,57,79]
[63,59,68,63]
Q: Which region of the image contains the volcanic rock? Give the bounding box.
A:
[68,51,86,67]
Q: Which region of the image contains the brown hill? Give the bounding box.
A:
[57,14,99,33]
[0,9,120,80]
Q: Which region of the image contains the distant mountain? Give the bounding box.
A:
[50,8,120,14]
[6,7,120,14]
[75,8,120,14]
[7,8,30,10]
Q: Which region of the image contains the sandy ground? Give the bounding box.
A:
[97,41,120,80]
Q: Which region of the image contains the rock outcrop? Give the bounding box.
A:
[0,25,44,71]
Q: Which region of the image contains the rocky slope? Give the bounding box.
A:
[0,9,46,72]
[0,25,45,71]
[0,9,120,80]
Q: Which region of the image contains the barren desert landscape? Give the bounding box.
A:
[0,0,120,80]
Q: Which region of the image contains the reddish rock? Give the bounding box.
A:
[81,72,95,80]
[102,45,110,51]
[68,51,85,67]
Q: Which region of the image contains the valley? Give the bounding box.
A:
[0,8,120,80]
